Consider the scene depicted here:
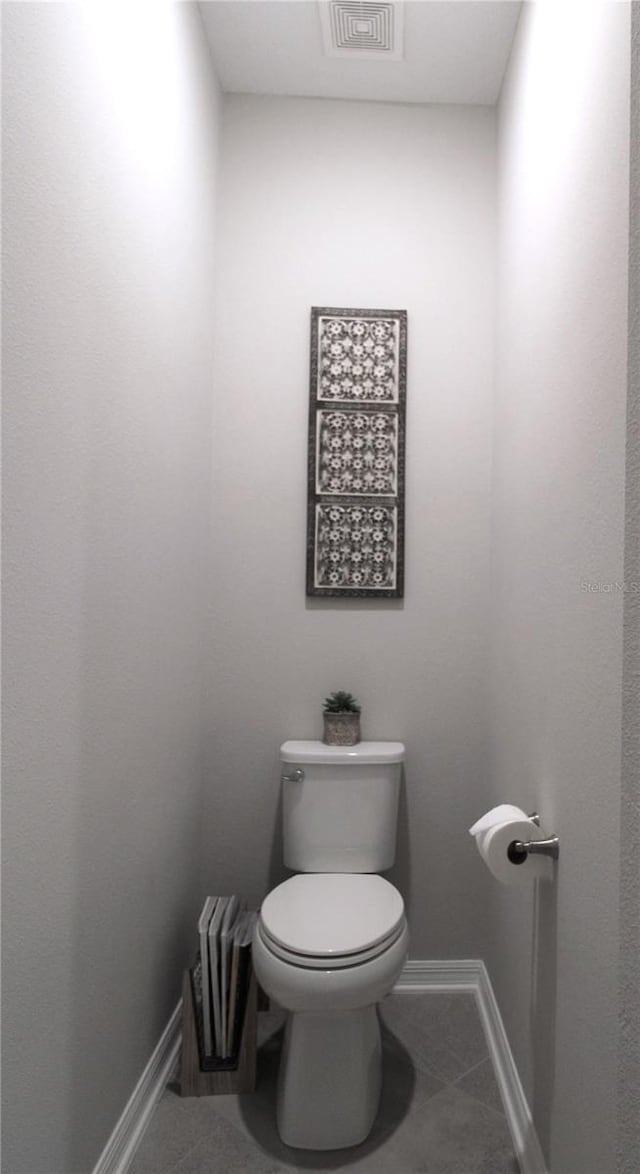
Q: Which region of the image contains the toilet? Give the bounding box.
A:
[252,739,408,1150]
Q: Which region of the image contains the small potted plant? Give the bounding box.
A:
[323,691,361,746]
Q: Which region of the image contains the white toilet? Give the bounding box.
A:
[252,739,408,1150]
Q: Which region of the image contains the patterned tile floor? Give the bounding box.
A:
[129,992,519,1174]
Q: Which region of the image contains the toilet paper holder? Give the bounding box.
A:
[507,812,560,864]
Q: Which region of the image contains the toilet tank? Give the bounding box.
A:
[280,740,405,873]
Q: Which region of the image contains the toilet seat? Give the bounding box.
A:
[259,873,405,967]
[257,918,406,970]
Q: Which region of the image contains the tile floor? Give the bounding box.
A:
[129,992,519,1174]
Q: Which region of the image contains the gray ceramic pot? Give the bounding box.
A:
[322,712,361,746]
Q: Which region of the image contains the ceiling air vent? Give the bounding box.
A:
[319,1,404,62]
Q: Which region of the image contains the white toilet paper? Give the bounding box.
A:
[469,805,550,885]
[469,804,528,838]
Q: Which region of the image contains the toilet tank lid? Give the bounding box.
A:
[280,740,405,765]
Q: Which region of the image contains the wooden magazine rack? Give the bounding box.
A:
[179,967,257,1096]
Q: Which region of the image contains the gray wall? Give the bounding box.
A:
[619,6,640,1171]
[204,94,498,959]
[1,5,221,1171]
[488,4,631,1172]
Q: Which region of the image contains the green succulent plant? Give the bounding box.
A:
[323,691,361,714]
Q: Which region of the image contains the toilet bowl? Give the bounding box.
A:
[253,873,408,1150]
[255,741,408,1150]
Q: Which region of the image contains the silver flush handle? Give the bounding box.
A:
[281,768,305,783]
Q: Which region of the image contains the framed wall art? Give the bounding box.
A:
[306,306,407,598]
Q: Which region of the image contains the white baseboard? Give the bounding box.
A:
[93,958,546,1174]
[394,959,547,1174]
[396,958,482,992]
[474,962,547,1174]
[92,1001,182,1174]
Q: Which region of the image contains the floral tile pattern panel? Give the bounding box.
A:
[316,411,398,496]
[307,307,407,598]
[315,503,397,591]
[317,314,401,403]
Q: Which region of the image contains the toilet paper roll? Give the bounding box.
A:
[469,804,528,839]
[469,804,529,862]
[474,816,548,885]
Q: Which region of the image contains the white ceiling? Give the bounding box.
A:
[199,1,522,107]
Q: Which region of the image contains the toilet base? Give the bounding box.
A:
[277,1005,382,1150]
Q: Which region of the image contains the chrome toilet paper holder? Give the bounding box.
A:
[507,812,560,864]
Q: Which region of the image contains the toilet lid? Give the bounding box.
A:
[260,874,404,958]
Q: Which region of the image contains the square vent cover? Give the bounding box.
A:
[319,2,404,62]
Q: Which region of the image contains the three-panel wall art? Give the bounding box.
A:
[306,306,407,598]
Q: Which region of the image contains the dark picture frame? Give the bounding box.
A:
[306,306,407,598]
